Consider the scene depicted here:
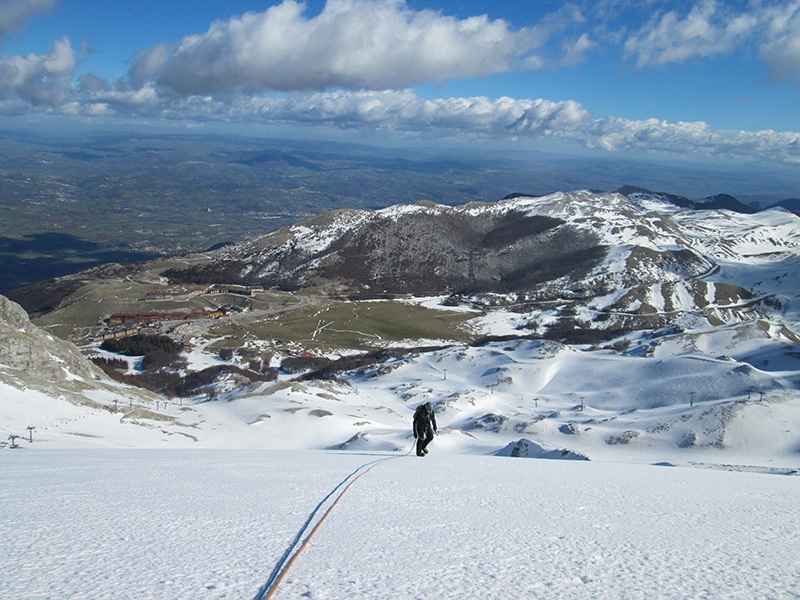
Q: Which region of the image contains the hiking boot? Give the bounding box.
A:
[422,447,429,454]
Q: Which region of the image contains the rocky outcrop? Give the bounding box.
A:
[0,294,100,383]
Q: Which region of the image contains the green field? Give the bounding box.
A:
[206,299,478,353]
[27,265,480,356]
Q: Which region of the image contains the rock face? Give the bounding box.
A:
[163,191,715,302]
[0,294,99,383]
[0,293,168,438]
[320,208,606,297]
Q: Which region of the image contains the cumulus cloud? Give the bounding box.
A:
[0,0,58,39]
[62,87,800,164]
[558,33,596,67]
[240,91,592,137]
[250,91,800,164]
[587,114,799,161]
[119,0,800,93]
[0,36,76,105]
[0,0,86,107]
[126,44,171,90]
[620,0,800,81]
[149,0,549,94]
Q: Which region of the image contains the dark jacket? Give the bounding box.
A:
[413,404,437,438]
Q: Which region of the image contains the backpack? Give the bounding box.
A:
[413,404,431,432]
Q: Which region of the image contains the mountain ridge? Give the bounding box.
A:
[160,191,715,302]
[7,188,786,345]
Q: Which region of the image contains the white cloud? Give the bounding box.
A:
[150,0,546,94]
[0,36,76,105]
[759,0,800,83]
[124,0,800,92]
[59,87,799,164]
[623,0,759,67]
[590,114,800,163]
[0,0,58,39]
[558,33,596,67]
[621,0,800,82]
[219,91,594,140]
[254,91,800,163]
[126,44,171,90]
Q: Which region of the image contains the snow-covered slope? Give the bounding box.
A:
[3,189,800,599]
[0,295,210,447]
[5,310,800,466]
[2,451,798,599]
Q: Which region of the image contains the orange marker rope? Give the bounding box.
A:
[261,458,393,599]
[255,450,410,600]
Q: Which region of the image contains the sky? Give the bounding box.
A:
[1,0,800,165]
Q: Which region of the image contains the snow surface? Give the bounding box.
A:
[1,450,798,600]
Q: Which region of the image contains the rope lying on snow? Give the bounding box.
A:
[253,449,412,600]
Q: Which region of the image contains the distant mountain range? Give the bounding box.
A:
[150,188,771,339]
[10,186,800,346]
[2,129,799,295]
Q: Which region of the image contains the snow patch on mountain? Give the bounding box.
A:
[679,207,800,261]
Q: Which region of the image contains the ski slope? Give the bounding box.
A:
[1,450,797,599]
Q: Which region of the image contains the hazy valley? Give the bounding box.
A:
[3,131,799,293]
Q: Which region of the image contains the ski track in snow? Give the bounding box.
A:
[277,456,800,600]
[1,450,798,600]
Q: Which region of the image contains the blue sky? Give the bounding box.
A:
[1,0,800,165]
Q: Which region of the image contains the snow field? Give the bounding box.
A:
[0,451,373,599]
[2,450,798,600]
[278,455,800,600]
